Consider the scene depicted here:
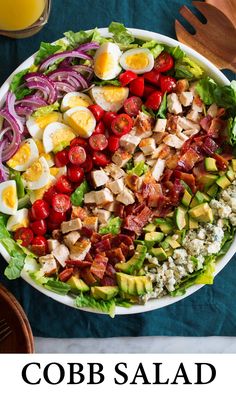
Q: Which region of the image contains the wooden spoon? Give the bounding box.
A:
[175,1,236,72]
[206,0,236,27]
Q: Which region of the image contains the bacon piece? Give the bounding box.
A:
[100,276,117,286]
[66,260,92,268]
[177,148,200,172]
[200,115,212,131]
[106,248,125,264]
[208,118,226,138]
[163,179,184,206]
[95,238,111,252]
[123,206,152,235]
[80,267,97,285]
[90,254,108,279]
[212,153,228,171]
[59,268,73,282]
[166,113,178,133]
[174,170,196,193]
[105,263,116,278]
[90,232,102,244]
[201,137,219,155]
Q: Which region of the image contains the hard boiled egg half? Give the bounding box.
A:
[120,48,154,74]
[0,180,17,215]
[26,111,62,140]
[43,122,76,153]
[90,86,129,112]
[29,166,67,203]
[94,42,122,80]
[22,156,50,190]
[6,208,29,232]
[6,138,39,172]
[63,107,96,138]
[61,92,93,112]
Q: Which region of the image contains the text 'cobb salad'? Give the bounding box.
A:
[0,22,236,316]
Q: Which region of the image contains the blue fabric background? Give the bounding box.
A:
[0,0,236,338]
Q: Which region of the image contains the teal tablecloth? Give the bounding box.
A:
[0,0,236,338]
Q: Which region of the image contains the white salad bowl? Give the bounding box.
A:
[0,28,233,315]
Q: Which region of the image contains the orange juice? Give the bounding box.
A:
[0,0,45,31]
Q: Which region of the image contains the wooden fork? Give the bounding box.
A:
[0,318,12,343]
[175,1,236,72]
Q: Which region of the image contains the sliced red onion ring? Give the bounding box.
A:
[0,108,24,136]
[5,92,24,132]
[39,50,93,72]
[72,65,94,81]
[75,42,100,52]
[0,126,21,162]
[15,105,34,117]
[0,140,9,181]
[16,95,47,108]
[54,81,75,93]
[25,73,57,104]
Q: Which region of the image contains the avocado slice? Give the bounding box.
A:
[175,206,187,230]
[231,159,236,172]
[226,167,235,182]
[116,273,153,296]
[67,276,90,293]
[115,244,147,275]
[143,223,156,232]
[189,217,199,229]
[190,191,210,208]
[90,286,119,300]
[165,236,181,249]
[150,247,167,261]
[205,157,218,172]
[207,183,219,198]
[198,174,218,189]
[182,189,192,207]
[216,175,231,189]
[144,232,164,248]
[188,202,213,223]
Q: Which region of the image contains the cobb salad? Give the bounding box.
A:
[0,23,236,317]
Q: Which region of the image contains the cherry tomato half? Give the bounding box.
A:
[111,114,133,136]
[70,137,88,149]
[124,96,143,117]
[68,145,86,165]
[118,70,137,86]
[160,75,176,93]
[154,51,174,73]
[14,227,34,247]
[30,219,47,236]
[81,154,93,173]
[145,91,163,111]
[89,134,108,151]
[67,165,85,183]
[54,149,69,167]
[88,104,104,122]
[31,199,50,220]
[55,175,74,194]
[92,151,110,167]
[143,70,160,86]
[143,84,157,99]
[93,121,105,135]
[52,194,71,213]
[31,236,48,256]
[129,77,144,97]
[108,135,120,153]
[43,186,58,205]
[48,209,67,225]
[103,112,117,128]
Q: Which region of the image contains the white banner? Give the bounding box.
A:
[0,354,234,392]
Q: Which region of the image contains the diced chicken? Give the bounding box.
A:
[112,149,132,167]
[146,159,156,166]
[139,138,156,156]
[207,103,218,117]
[133,151,145,164]
[104,163,125,179]
[91,170,109,188]
[63,231,80,248]
[167,93,182,114]
[176,131,189,142]
[134,111,154,135]
[69,239,91,261]
[39,254,57,276]
[151,143,167,159]
[83,216,98,232]
[183,129,200,137]
[61,218,82,234]
[52,229,62,241]
[93,208,111,224]
[153,132,168,145]
[192,96,203,112]
[119,134,141,154]
[186,110,201,123]
[177,117,200,131]
[179,91,193,107]
[125,174,142,192]
[174,79,189,93]
[52,244,70,267]
[95,188,114,206]
[163,134,184,149]
[71,206,88,220]
[107,178,124,194]
[153,118,167,133]
[47,239,60,252]
[151,158,165,181]
[103,201,117,212]
[84,191,96,204]
[116,187,135,205]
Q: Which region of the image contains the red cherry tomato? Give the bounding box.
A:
[111,113,133,136]
[67,165,84,183]
[43,186,58,205]
[143,84,157,99]
[154,51,174,73]
[124,96,143,117]
[129,77,144,97]
[31,236,48,256]
[92,151,110,167]
[70,137,88,149]
[68,145,86,165]
[30,219,47,236]
[145,91,163,111]
[89,134,108,151]
[81,154,93,173]
[14,227,34,247]
[118,70,137,86]
[88,104,104,121]
[31,199,50,220]
[54,149,69,167]
[48,209,67,225]
[52,194,71,213]
[143,70,160,86]
[93,121,105,135]
[103,112,117,128]
[160,75,176,93]
[107,135,120,153]
[55,175,74,194]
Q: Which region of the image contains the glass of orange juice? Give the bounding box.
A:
[0,0,51,39]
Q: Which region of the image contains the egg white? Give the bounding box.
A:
[90,86,129,112]
[94,42,122,80]
[6,138,39,172]
[22,156,50,190]
[43,122,76,153]
[26,112,62,140]
[119,48,154,74]
[6,208,29,232]
[0,180,18,215]
[61,92,93,112]
[63,106,96,138]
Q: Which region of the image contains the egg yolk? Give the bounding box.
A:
[95,52,115,78]
[67,111,94,136]
[11,218,29,232]
[102,86,127,103]
[51,128,75,151]
[23,160,43,182]
[50,167,60,177]
[35,139,45,154]
[67,96,91,108]
[2,186,16,209]
[125,53,149,70]
[7,142,31,168]
[35,112,62,129]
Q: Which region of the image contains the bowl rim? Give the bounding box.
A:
[0,27,233,316]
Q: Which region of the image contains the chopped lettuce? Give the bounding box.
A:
[1,238,26,280]
[142,40,164,58]
[64,28,107,47]
[127,161,148,176]
[94,79,121,86]
[141,105,156,118]
[70,180,89,206]
[9,169,25,198]
[0,215,10,239]
[166,45,185,60]
[175,56,204,80]
[44,280,71,295]
[195,77,216,105]
[34,42,63,65]
[32,102,60,117]
[194,260,215,285]
[228,117,236,146]
[157,92,167,119]
[99,217,122,235]
[75,293,116,317]
[10,68,32,100]
[108,22,134,46]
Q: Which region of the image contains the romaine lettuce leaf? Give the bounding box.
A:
[1,238,26,280]
[108,22,134,46]
[157,92,167,119]
[175,56,204,80]
[195,77,216,105]
[127,161,148,176]
[32,102,60,117]
[64,28,108,47]
[44,280,71,295]
[75,293,116,317]
[9,169,25,198]
[0,215,10,239]
[94,79,121,86]
[70,180,89,206]
[99,217,122,235]
[194,260,215,285]
[34,42,63,65]
[10,68,32,99]
[166,45,185,60]
[142,40,164,58]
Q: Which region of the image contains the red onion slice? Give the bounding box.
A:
[25,73,57,104]
[39,50,93,72]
